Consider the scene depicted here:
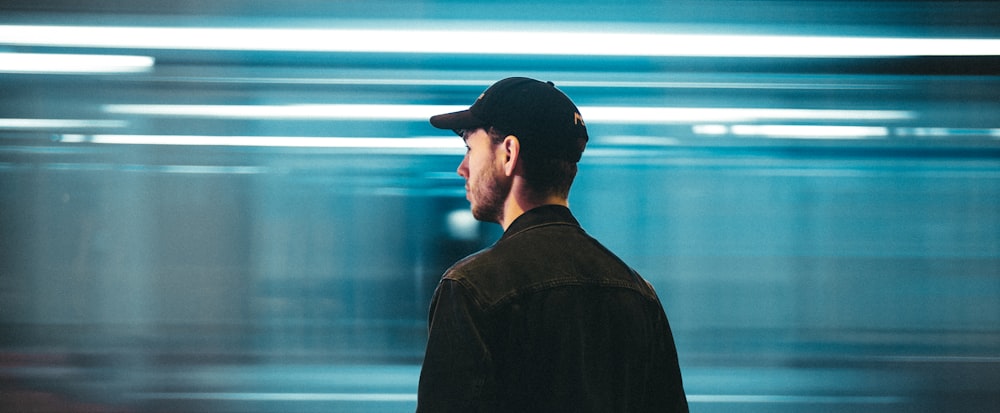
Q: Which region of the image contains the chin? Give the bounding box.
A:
[471,206,501,224]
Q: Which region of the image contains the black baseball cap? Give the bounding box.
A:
[430,77,588,163]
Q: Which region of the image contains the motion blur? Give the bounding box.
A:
[1,1,998,412]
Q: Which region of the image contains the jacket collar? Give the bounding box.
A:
[499,204,580,242]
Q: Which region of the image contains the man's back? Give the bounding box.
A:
[417,205,688,412]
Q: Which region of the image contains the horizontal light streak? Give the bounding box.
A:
[0,118,128,129]
[896,127,1000,138]
[0,52,154,73]
[60,134,465,150]
[139,392,904,404]
[42,163,267,175]
[103,104,463,120]
[2,25,999,58]
[103,103,914,124]
[140,392,417,402]
[686,394,907,404]
[136,74,904,92]
[598,136,682,146]
[697,125,1000,139]
[585,107,912,123]
[730,125,890,139]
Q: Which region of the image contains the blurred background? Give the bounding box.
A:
[1,1,999,412]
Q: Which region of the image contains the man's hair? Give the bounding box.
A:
[488,126,577,199]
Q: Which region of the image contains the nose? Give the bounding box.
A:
[457,153,469,179]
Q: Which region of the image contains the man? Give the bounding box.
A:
[417,77,688,412]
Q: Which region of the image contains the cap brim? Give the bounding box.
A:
[429,109,485,133]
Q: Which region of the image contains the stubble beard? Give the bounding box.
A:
[469,161,511,225]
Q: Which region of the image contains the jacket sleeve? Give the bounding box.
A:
[416,278,492,413]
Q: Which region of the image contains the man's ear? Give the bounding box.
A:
[501,135,520,177]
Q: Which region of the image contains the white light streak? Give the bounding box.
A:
[895,127,1000,138]
[139,392,905,404]
[692,124,730,135]
[0,52,154,73]
[0,118,128,129]
[59,134,465,150]
[730,125,890,139]
[598,136,681,146]
[102,103,914,124]
[102,104,464,120]
[139,392,417,402]
[686,394,906,404]
[584,107,912,123]
[2,25,999,58]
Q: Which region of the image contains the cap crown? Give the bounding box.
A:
[432,77,589,162]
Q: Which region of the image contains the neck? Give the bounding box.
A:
[499,180,568,230]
